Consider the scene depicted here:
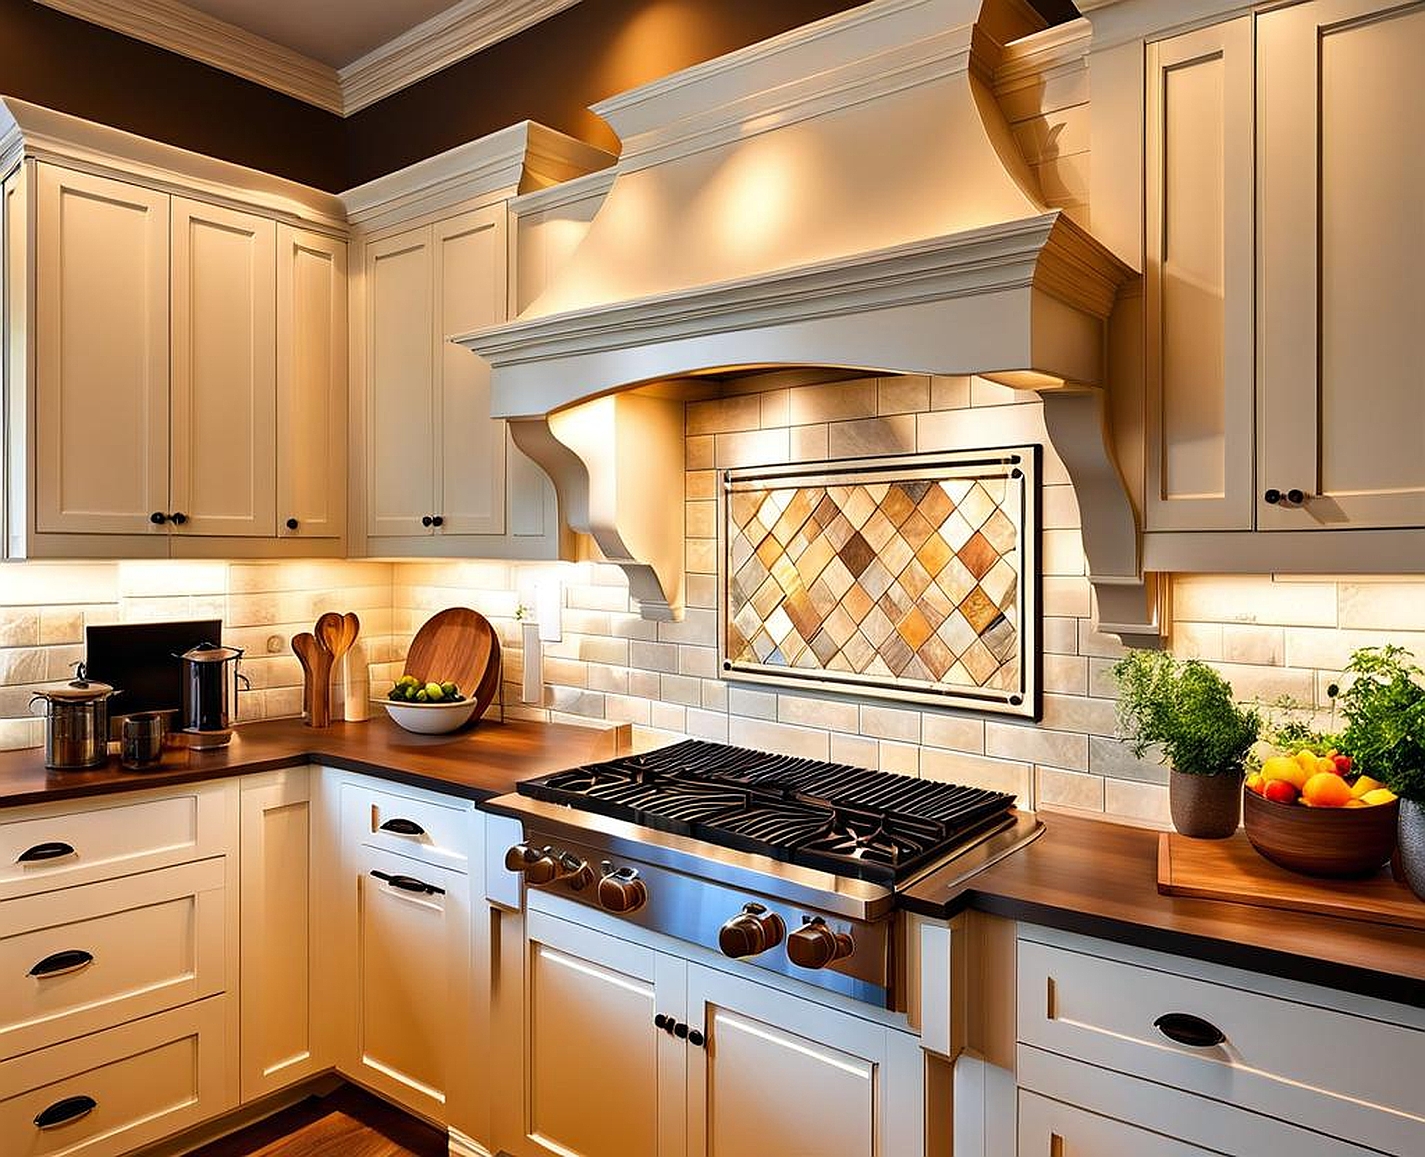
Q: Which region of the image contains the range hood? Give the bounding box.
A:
[460,0,1154,638]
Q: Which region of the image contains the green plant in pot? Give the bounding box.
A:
[1113,650,1261,838]
[1337,646,1425,900]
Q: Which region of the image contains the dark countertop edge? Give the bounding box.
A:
[903,887,1425,1010]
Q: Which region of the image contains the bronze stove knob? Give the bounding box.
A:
[598,862,649,913]
[553,850,596,891]
[718,902,786,958]
[505,843,553,880]
[787,917,854,970]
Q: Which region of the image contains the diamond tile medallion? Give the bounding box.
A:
[722,449,1039,717]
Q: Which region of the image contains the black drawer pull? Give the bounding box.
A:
[29,949,94,978]
[34,1094,97,1129]
[17,841,76,863]
[378,818,426,837]
[1154,1012,1226,1049]
[370,870,444,896]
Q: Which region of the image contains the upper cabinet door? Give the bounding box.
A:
[34,166,170,536]
[276,226,347,541]
[1144,18,1254,531]
[1258,0,1425,530]
[366,225,436,538]
[170,197,277,537]
[433,205,508,537]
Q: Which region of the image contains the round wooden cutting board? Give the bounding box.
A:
[401,607,502,723]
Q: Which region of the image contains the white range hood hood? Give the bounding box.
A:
[460,0,1154,638]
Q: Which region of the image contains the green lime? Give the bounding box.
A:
[425,682,444,701]
[415,689,429,702]
[440,682,456,696]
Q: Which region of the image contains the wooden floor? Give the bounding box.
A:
[189,1086,447,1157]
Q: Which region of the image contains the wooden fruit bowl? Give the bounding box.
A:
[1243,787,1399,877]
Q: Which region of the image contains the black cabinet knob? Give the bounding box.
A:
[654,1014,673,1033]
[431,515,445,528]
[150,511,168,524]
[421,515,434,528]
[1286,488,1306,506]
[688,1028,705,1048]
[1263,489,1282,505]
[1153,1012,1227,1049]
[285,517,299,531]
[169,512,187,525]
[674,1022,689,1040]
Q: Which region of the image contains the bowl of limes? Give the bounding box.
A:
[378,675,478,734]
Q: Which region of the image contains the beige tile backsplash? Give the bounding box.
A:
[0,374,1417,829]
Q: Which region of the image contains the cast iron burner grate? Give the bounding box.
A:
[517,739,1017,886]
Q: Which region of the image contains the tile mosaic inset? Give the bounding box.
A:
[723,449,1039,717]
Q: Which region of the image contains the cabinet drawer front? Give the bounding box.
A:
[1018,938,1425,1155]
[0,995,233,1157]
[1019,1091,1214,1157]
[342,780,471,873]
[0,858,227,1059]
[0,783,231,899]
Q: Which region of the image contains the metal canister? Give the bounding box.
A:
[31,671,118,770]
[177,642,247,750]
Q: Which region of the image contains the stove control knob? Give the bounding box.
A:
[787,917,854,970]
[504,843,552,878]
[549,850,596,891]
[718,903,786,959]
[598,862,649,913]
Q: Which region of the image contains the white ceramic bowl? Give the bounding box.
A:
[377,697,479,735]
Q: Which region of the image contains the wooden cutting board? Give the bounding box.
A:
[1158,831,1425,932]
[402,608,501,722]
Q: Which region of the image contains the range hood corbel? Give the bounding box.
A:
[461,0,1161,643]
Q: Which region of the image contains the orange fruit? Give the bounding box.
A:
[1262,755,1309,790]
[1302,771,1354,808]
[1245,773,1266,796]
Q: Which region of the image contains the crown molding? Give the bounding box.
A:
[37,0,584,117]
[35,0,344,114]
[994,16,1090,92]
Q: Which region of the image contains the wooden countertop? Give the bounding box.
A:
[902,811,1425,1008]
[0,715,627,809]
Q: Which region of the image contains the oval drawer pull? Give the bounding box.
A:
[34,1094,97,1129]
[29,949,94,978]
[1153,1012,1226,1049]
[370,869,444,896]
[17,841,76,864]
[378,817,426,837]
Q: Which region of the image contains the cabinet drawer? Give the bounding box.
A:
[0,995,233,1157]
[1018,936,1425,1155]
[0,858,228,1059]
[1019,1090,1214,1157]
[341,779,471,873]
[0,783,232,899]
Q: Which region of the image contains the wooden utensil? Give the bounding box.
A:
[316,611,360,665]
[403,607,502,726]
[292,631,333,728]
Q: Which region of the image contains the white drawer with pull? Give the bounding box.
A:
[0,994,234,1157]
[0,782,234,899]
[1017,930,1425,1156]
[0,858,228,1059]
[340,777,472,874]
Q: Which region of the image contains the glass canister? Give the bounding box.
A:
[30,672,118,770]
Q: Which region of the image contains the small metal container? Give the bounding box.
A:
[177,642,247,750]
[31,671,118,770]
[120,712,166,770]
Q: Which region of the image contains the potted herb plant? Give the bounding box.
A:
[1113,650,1261,838]
[1337,646,1425,899]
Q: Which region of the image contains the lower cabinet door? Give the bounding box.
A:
[684,962,922,1157]
[349,844,469,1124]
[1019,1091,1216,1157]
[521,909,683,1157]
[0,994,233,1157]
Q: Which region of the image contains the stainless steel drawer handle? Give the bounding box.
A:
[29,949,94,978]
[35,1094,97,1129]
[17,841,76,863]
[1153,1012,1226,1048]
[370,869,444,896]
[378,817,426,837]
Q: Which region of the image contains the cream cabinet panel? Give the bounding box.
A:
[170,197,276,537]
[341,777,473,875]
[1019,1090,1213,1157]
[277,226,347,541]
[365,226,436,538]
[434,205,507,537]
[239,770,320,1101]
[349,843,470,1123]
[33,165,169,537]
[1145,18,1254,531]
[1258,0,1425,529]
[4,168,26,559]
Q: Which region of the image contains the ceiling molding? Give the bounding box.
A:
[36,0,584,117]
[35,0,344,114]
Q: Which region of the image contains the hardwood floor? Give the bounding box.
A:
[189,1085,447,1157]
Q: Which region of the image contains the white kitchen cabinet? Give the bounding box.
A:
[1256,0,1425,531]
[1018,1090,1215,1157]
[171,196,277,538]
[516,906,920,1157]
[239,768,321,1101]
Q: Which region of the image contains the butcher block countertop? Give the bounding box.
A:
[0,715,628,810]
[903,811,1425,1008]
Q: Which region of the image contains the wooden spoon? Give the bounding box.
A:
[292,631,333,728]
[316,611,360,666]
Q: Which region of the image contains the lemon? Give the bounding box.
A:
[1361,788,1398,806]
[1262,755,1309,790]
[1350,775,1385,798]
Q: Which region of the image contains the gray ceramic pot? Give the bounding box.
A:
[1399,798,1425,901]
[1169,768,1243,839]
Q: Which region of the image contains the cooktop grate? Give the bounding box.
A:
[518,739,1017,886]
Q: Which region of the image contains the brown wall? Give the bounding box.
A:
[0,0,346,190]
